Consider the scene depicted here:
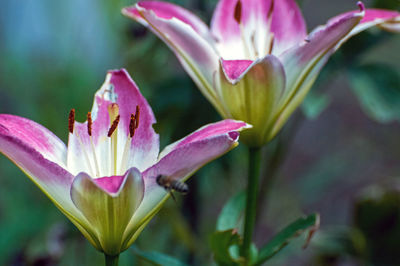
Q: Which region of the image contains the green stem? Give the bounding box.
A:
[105,254,119,266]
[241,147,262,264]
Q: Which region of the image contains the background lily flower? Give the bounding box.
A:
[123,0,400,147]
[0,69,249,258]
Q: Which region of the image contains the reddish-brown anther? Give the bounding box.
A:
[87,112,93,136]
[134,105,140,129]
[129,113,136,138]
[234,0,242,24]
[68,109,75,134]
[107,115,120,137]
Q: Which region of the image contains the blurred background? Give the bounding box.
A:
[0,0,399,265]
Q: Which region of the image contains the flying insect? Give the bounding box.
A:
[156,174,189,201]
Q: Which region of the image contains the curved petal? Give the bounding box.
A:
[122,4,226,117]
[123,1,211,37]
[278,4,364,116]
[274,4,399,141]
[123,120,249,246]
[330,7,400,39]
[0,114,67,167]
[0,115,73,207]
[219,56,286,146]
[159,119,250,158]
[70,168,144,255]
[0,115,99,246]
[67,70,160,176]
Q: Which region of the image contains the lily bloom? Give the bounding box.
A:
[0,69,249,256]
[123,0,400,147]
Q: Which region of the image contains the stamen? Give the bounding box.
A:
[120,113,135,174]
[135,105,140,129]
[265,0,275,55]
[68,109,75,133]
[233,0,254,59]
[129,114,136,138]
[107,115,120,137]
[87,112,92,136]
[268,35,275,54]
[267,0,274,18]
[234,0,242,24]
[86,112,100,177]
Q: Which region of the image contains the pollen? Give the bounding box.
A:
[68,109,75,134]
[234,0,242,24]
[135,105,140,129]
[108,115,120,137]
[129,113,136,138]
[87,112,93,136]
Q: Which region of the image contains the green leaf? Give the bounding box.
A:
[301,91,330,120]
[349,64,400,123]
[131,246,189,266]
[217,191,246,231]
[209,229,242,266]
[255,213,320,265]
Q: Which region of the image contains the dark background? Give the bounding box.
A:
[0,0,399,265]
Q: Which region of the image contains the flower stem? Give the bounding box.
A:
[241,146,262,264]
[104,254,119,266]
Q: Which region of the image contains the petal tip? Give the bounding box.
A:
[228,131,239,141]
[357,1,365,13]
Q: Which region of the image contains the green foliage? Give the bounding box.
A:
[209,229,242,266]
[131,246,188,266]
[216,191,246,232]
[255,213,320,265]
[349,64,400,123]
[302,91,331,120]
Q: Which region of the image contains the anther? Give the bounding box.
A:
[135,105,140,129]
[87,112,92,136]
[107,115,120,137]
[68,109,75,134]
[234,0,242,24]
[267,0,275,18]
[129,113,136,138]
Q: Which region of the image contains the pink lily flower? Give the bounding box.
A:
[123,0,400,147]
[0,69,249,256]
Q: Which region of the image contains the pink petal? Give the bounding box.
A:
[146,123,242,184]
[211,0,272,43]
[70,168,144,254]
[220,59,253,81]
[210,0,306,57]
[277,3,400,138]
[67,70,160,174]
[159,119,249,158]
[127,1,211,37]
[271,0,307,55]
[280,6,363,107]
[122,3,222,114]
[330,6,400,36]
[132,120,248,223]
[0,114,85,221]
[107,70,159,170]
[0,114,67,167]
